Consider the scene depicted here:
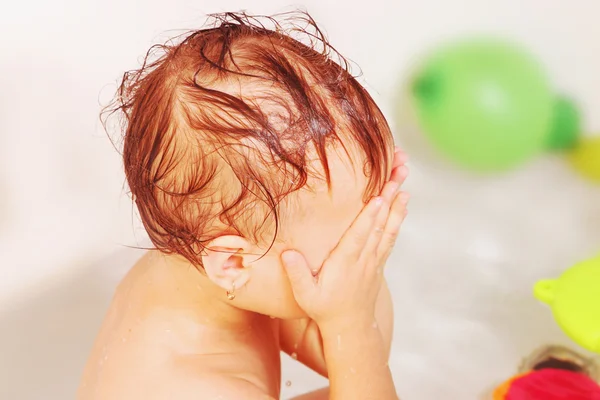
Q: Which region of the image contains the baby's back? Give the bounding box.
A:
[78,251,282,400]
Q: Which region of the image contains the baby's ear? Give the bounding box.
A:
[201,235,253,292]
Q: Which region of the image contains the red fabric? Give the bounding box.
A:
[506,369,600,400]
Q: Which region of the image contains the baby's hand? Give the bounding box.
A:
[282,151,408,331]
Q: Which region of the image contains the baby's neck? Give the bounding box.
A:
[150,251,262,330]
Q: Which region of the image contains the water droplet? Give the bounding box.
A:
[104,355,108,361]
[337,334,342,350]
[372,321,378,329]
[293,342,299,350]
[121,337,126,343]
[350,367,356,374]
[291,352,298,360]
[270,316,276,319]
[165,329,171,333]
[285,380,292,387]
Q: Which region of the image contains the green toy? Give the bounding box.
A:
[534,254,600,353]
[547,96,581,150]
[411,38,580,171]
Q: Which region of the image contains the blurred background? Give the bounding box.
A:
[1,0,599,399]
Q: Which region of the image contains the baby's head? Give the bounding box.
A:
[108,12,394,318]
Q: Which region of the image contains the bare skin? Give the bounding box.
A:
[79,151,407,400]
[78,253,394,400]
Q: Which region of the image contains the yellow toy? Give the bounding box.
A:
[535,254,600,353]
[569,136,600,183]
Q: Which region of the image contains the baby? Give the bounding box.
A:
[79,12,409,400]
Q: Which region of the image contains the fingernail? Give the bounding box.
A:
[394,147,409,162]
[399,165,409,177]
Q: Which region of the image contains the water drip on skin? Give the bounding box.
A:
[99,354,109,366]
[291,352,298,360]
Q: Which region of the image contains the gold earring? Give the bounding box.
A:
[226,282,236,300]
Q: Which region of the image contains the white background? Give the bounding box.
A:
[1,0,600,399]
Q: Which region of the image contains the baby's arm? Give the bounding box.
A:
[279,278,394,377]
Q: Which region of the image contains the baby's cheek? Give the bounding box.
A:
[288,220,340,270]
[281,187,361,268]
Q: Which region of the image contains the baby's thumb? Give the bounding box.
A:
[281,250,313,299]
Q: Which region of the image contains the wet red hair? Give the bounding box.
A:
[103,11,393,268]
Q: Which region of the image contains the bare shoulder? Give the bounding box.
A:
[79,253,280,399]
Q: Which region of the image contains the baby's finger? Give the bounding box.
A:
[360,197,391,265]
[379,166,408,207]
[377,191,409,261]
[328,196,383,266]
[392,147,408,169]
[389,164,409,186]
[360,170,408,262]
[380,178,399,204]
[282,250,316,302]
